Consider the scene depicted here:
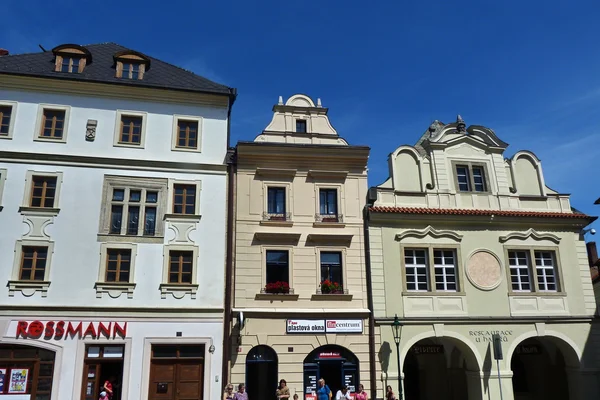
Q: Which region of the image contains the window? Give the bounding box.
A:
[19,246,48,281]
[30,176,57,208]
[176,120,199,149]
[318,188,339,222]
[119,115,143,145]
[160,245,199,298]
[0,345,56,399]
[0,104,13,136]
[169,250,194,284]
[105,248,132,282]
[296,119,307,133]
[508,249,559,293]
[0,168,7,211]
[404,248,458,292]
[95,243,137,298]
[173,184,196,215]
[110,188,158,236]
[100,177,167,242]
[60,56,82,73]
[40,109,66,139]
[266,250,289,284]
[320,252,342,284]
[9,240,54,296]
[454,164,487,192]
[120,62,141,79]
[267,187,286,216]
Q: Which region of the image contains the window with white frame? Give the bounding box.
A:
[20,171,63,215]
[99,176,167,241]
[114,111,147,148]
[36,105,70,142]
[9,240,55,297]
[172,116,202,152]
[404,248,459,292]
[160,245,199,299]
[454,163,488,193]
[0,101,17,139]
[507,249,560,293]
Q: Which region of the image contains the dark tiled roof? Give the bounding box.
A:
[369,206,596,220]
[0,43,233,95]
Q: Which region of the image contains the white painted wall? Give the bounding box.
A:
[0,162,226,308]
[0,89,228,165]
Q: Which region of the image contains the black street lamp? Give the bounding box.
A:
[391,314,403,400]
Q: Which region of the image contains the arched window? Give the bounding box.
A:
[51,44,92,73]
[113,51,151,80]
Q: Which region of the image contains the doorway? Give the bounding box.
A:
[303,345,359,400]
[81,345,125,400]
[148,344,205,400]
[245,345,278,400]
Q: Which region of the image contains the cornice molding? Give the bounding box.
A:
[498,228,561,244]
[0,151,227,175]
[0,74,229,107]
[255,167,297,177]
[395,225,463,242]
[307,170,348,180]
[253,232,302,243]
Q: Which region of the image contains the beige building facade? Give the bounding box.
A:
[227,95,372,400]
[368,117,600,400]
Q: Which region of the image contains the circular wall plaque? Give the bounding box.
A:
[466,250,503,291]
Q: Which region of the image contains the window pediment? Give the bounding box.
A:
[499,229,561,244]
[395,225,463,242]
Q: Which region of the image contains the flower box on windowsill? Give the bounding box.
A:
[256,287,299,301]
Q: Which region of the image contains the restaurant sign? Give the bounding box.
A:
[16,321,127,340]
[286,319,363,334]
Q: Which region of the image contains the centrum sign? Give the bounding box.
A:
[286,319,363,334]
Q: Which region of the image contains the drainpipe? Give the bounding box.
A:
[363,203,377,400]
[221,89,237,390]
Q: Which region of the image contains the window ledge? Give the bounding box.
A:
[311,293,353,301]
[0,135,12,140]
[0,205,3,212]
[95,282,136,299]
[160,283,199,299]
[19,206,60,216]
[34,136,67,144]
[402,291,466,297]
[8,280,50,297]
[508,291,566,297]
[260,220,294,227]
[172,146,201,153]
[164,214,202,222]
[97,234,164,244]
[114,142,144,149]
[313,222,346,228]
[255,293,300,301]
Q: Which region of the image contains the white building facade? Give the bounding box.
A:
[0,43,235,400]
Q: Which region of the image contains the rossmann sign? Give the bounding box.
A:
[286,319,363,334]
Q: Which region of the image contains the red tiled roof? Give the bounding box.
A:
[369,206,595,220]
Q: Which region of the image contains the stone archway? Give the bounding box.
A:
[402,337,482,400]
[510,336,580,400]
[246,345,278,400]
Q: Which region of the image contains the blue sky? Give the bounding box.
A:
[2,0,599,230]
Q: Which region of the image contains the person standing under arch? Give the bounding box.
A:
[317,379,332,400]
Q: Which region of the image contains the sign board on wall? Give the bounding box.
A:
[15,321,127,340]
[287,320,363,334]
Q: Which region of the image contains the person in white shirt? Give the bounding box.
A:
[335,386,352,400]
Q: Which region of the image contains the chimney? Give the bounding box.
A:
[587,241,598,267]
[0,49,9,56]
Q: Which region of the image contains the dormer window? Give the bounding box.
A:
[114,50,150,80]
[121,62,141,79]
[61,56,81,73]
[296,119,307,133]
[51,44,91,74]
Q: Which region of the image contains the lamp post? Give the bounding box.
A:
[391,314,403,400]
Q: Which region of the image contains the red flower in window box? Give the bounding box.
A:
[264,281,290,294]
[320,280,343,294]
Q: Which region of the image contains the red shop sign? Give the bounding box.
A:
[16,321,127,340]
[318,352,341,359]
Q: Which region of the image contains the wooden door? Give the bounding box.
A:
[149,361,203,400]
[82,364,101,400]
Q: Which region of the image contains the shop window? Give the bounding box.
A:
[0,344,56,399]
[81,345,124,400]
